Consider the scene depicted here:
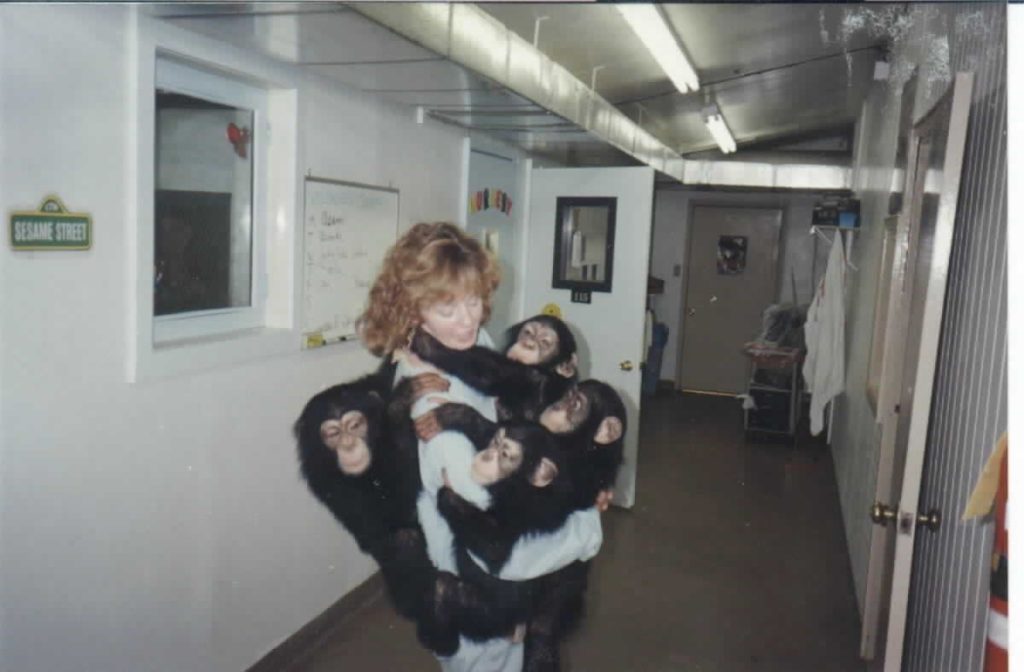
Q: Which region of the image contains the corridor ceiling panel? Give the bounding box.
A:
[153,2,891,174]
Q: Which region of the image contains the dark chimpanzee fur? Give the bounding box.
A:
[416,380,627,671]
[437,421,575,573]
[293,359,431,622]
[294,361,533,656]
[549,380,627,511]
[409,314,578,422]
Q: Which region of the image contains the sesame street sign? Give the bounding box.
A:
[10,196,92,250]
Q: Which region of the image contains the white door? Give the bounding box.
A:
[520,166,655,509]
[858,73,973,668]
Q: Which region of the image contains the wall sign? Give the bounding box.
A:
[10,195,92,251]
[716,235,747,275]
[571,289,592,304]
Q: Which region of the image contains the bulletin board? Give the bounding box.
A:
[301,177,399,348]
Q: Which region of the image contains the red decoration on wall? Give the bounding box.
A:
[226,123,250,159]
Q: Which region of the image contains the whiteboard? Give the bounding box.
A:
[301,178,399,347]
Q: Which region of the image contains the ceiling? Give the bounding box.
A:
[151,3,894,177]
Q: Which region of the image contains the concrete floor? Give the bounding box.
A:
[287,392,865,671]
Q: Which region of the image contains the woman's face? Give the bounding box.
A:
[419,294,483,350]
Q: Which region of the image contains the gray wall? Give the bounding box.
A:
[903,6,1007,672]
[829,5,1006,670]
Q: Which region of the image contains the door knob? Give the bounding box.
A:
[915,508,941,533]
[619,360,634,371]
[687,308,696,316]
[870,501,897,526]
[872,502,941,533]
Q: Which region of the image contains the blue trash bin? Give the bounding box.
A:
[642,323,669,396]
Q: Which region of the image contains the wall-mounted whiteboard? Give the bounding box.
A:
[301,177,399,348]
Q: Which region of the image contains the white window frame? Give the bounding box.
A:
[128,11,299,382]
[153,56,268,343]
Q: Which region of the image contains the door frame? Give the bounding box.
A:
[858,72,974,667]
[675,201,783,392]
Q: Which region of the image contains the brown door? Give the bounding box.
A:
[678,206,781,394]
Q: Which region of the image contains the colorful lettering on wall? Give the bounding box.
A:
[9,195,92,251]
[468,188,513,216]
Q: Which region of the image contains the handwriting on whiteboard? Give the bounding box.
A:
[301,180,398,344]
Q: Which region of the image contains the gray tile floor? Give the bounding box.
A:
[288,392,865,671]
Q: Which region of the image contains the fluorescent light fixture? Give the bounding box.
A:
[616,4,699,93]
[702,105,737,154]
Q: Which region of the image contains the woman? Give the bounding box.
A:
[359,222,603,671]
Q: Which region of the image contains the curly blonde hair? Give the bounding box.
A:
[358,222,501,356]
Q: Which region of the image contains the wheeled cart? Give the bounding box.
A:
[743,344,803,439]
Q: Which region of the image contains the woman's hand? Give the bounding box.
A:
[393,347,436,372]
[415,410,442,441]
[408,372,450,402]
[595,489,614,512]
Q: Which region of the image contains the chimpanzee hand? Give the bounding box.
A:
[595,489,614,512]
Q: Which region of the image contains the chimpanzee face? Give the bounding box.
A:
[506,320,560,366]
[538,382,625,445]
[319,409,372,475]
[539,387,590,434]
[471,428,524,485]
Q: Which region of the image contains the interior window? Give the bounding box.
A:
[154,90,254,317]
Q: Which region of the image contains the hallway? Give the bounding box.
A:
[286,392,865,671]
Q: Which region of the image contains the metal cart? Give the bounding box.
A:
[743,343,803,439]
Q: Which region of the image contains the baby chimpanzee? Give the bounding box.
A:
[409,314,578,422]
[415,381,627,671]
[418,379,627,541]
[295,364,538,656]
[294,360,433,619]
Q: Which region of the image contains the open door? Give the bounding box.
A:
[859,73,973,669]
[520,166,655,508]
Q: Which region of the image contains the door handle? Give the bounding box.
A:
[619,360,634,371]
[687,308,696,316]
[914,508,941,533]
[872,502,941,533]
[870,502,897,526]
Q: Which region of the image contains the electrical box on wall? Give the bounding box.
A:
[812,198,860,229]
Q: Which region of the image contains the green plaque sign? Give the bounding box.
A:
[10,195,92,250]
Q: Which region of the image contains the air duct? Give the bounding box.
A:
[353,3,851,191]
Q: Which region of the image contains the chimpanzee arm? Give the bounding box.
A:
[410,330,540,401]
[429,403,498,451]
[436,486,519,573]
[523,562,590,672]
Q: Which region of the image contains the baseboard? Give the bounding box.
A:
[247,571,386,672]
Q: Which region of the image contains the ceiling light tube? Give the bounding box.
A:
[703,109,737,154]
[616,4,699,93]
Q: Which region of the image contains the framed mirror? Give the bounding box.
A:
[552,196,617,293]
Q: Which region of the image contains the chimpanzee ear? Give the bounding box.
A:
[594,416,623,444]
[555,352,578,378]
[529,457,559,488]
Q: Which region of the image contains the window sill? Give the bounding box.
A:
[132,327,296,382]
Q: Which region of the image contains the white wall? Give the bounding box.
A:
[0,6,465,672]
[464,135,531,338]
[649,188,830,384]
